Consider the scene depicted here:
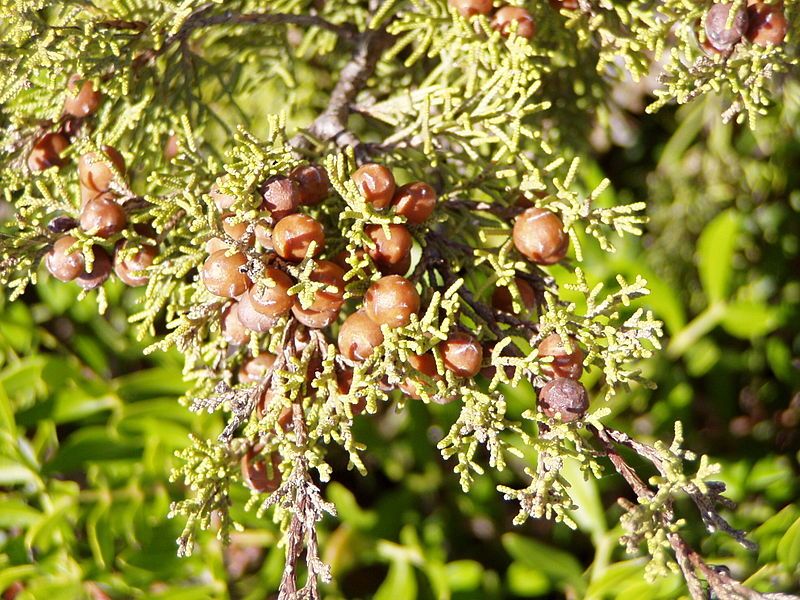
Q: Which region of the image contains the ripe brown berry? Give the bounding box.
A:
[254,220,274,250]
[538,377,589,422]
[332,248,367,270]
[364,275,420,328]
[202,249,250,298]
[745,0,787,45]
[241,448,282,493]
[401,352,449,401]
[210,179,237,211]
[449,0,493,18]
[76,247,112,290]
[260,176,301,220]
[492,277,537,314]
[254,387,295,428]
[244,267,294,319]
[441,332,483,378]
[63,74,102,118]
[305,260,346,312]
[338,310,384,361]
[704,3,748,52]
[27,133,69,172]
[291,304,339,329]
[352,163,396,210]
[239,353,276,384]
[237,292,279,332]
[272,214,325,261]
[512,207,569,265]
[205,237,228,254]
[80,194,127,238]
[549,0,579,10]
[365,224,413,270]
[47,215,78,234]
[45,235,84,282]
[492,6,536,39]
[164,134,180,161]
[222,213,249,242]
[221,303,250,345]
[290,164,330,206]
[392,182,437,224]
[537,333,584,380]
[114,242,157,287]
[78,146,126,193]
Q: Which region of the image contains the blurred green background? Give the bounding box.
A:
[1,85,799,599]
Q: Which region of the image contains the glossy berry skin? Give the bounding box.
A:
[80,194,127,238]
[538,377,589,422]
[260,176,301,220]
[254,221,273,250]
[78,146,126,193]
[164,134,179,161]
[272,214,325,261]
[221,213,248,242]
[291,304,339,329]
[441,332,483,378]
[364,275,420,328]
[492,277,537,314]
[449,0,493,18]
[76,247,112,290]
[549,0,579,10]
[202,249,250,298]
[63,75,102,118]
[45,235,84,282]
[47,215,78,234]
[401,352,448,401]
[745,1,787,45]
[365,224,413,270]
[537,333,584,380]
[246,267,294,318]
[305,260,346,312]
[237,292,278,332]
[492,6,536,39]
[210,179,237,211]
[290,164,330,206]
[221,303,250,345]
[28,133,69,172]
[705,3,748,52]
[512,207,569,265]
[241,448,282,493]
[239,353,276,384]
[114,242,157,286]
[392,182,437,224]
[352,164,396,210]
[338,310,384,361]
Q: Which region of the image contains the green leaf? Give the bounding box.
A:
[506,562,551,596]
[562,457,606,539]
[445,560,483,592]
[52,387,118,423]
[777,517,800,571]
[326,482,377,530]
[374,558,418,600]
[696,209,741,303]
[0,457,38,486]
[720,301,782,339]
[0,499,42,528]
[502,533,586,594]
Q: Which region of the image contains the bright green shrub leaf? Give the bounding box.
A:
[501,533,585,594]
[445,560,483,592]
[374,558,417,600]
[721,301,782,339]
[326,482,377,530]
[0,458,38,486]
[506,562,551,596]
[777,517,800,571]
[697,209,741,303]
[52,388,117,423]
[43,428,141,474]
[0,499,41,528]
